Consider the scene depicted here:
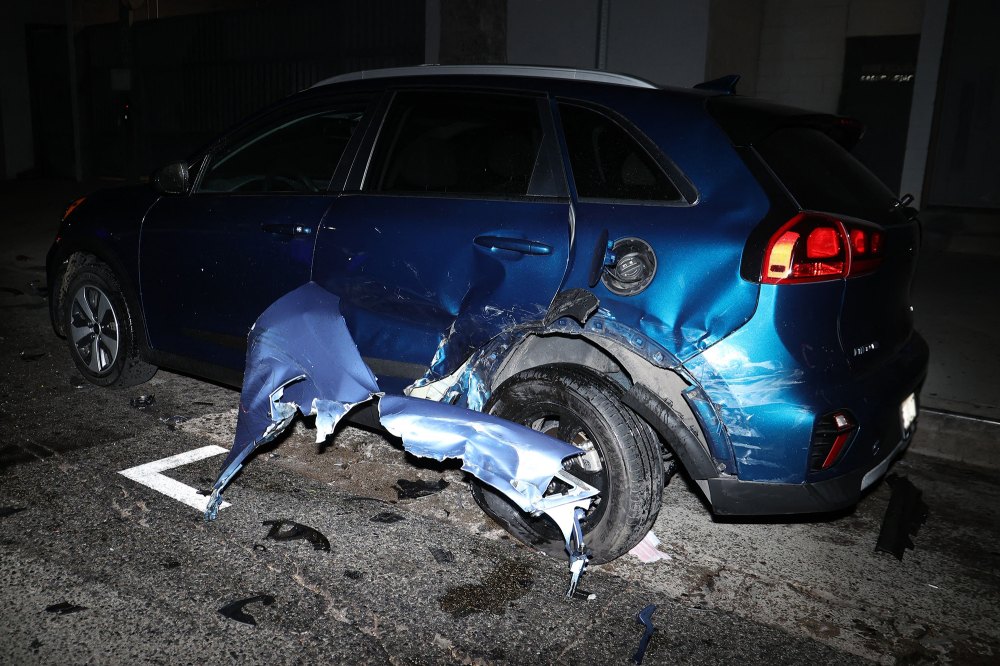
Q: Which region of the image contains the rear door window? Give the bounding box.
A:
[558,103,682,202]
[366,91,552,197]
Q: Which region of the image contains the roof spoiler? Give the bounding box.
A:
[694,74,740,95]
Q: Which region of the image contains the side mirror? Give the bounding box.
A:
[152,161,190,194]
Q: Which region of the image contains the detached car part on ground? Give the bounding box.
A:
[204,282,598,594]
[47,65,928,568]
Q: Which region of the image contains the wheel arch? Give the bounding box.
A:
[490,331,721,481]
[50,242,149,356]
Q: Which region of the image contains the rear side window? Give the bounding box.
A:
[559,103,681,202]
[368,92,544,197]
[756,127,898,222]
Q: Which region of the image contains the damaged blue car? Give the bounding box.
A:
[47,65,928,564]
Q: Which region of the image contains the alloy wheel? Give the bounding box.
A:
[69,285,120,374]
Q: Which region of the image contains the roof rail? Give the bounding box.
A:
[312,64,657,89]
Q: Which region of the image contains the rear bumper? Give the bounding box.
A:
[679,280,929,514]
[704,428,913,515]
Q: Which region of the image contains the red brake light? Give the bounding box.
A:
[849,228,866,253]
[870,231,883,254]
[761,212,885,284]
[806,227,841,258]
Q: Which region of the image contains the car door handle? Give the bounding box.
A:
[474,235,552,256]
[261,223,314,237]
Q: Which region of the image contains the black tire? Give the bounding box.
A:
[63,260,157,387]
[471,365,663,563]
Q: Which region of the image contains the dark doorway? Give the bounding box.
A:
[838,34,919,195]
[26,24,75,178]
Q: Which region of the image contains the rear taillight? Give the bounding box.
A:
[809,410,857,471]
[761,212,885,284]
[62,196,86,222]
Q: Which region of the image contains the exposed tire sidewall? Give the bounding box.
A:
[475,365,662,563]
[64,265,134,387]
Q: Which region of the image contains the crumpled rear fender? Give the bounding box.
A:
[205,282,596,548]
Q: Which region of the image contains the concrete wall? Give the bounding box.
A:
[706,0,765,96]
[900,0,947,208]
[755,0,923,113]
[604,0,710,86]
[507,0,600,69]
[754,0,850,112]
[507,0,711,87]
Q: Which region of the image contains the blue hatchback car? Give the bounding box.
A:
[47,65,928,562]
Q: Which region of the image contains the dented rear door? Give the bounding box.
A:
[312,90,571,388]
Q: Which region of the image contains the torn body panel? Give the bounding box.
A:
[205,282,596,556]
[407,290,726,484]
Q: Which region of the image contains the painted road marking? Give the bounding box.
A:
[119,445,231,513]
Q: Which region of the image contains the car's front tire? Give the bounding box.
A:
[471,365,663,563]
[63,259,157,387]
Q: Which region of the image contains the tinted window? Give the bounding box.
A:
[757,127,898,222]
[368,92,543,196]
[559,103,681,201]
[199,108,364,193]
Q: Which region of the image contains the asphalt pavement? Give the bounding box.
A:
[1,178,998,664]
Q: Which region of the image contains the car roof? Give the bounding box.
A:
[312,64,659,90]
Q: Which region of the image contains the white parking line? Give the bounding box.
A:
[119,445,231,513]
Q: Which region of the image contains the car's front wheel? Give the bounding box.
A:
[471,365,663,563]
[63,259,157,387]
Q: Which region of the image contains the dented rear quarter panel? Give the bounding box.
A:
[554,88,769,362]
[685,282,929,485]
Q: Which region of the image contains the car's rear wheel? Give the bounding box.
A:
[471,365,663,563]
[63,260,156,387]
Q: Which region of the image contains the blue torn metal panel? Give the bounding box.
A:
[205,282,596,553]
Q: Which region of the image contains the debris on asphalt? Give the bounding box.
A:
[632,603,658,665]
[161,560,181,569]
[130,394,156,410]
[19,350,45,362]
[218,594,275,626]
[68,375,86,388]
[0,506,27,518]
[344,570,364,580]
[158,415,190,430]
[45,602,88,615]
[627,530,672,563]
[429,547,456,564]
[203,283,598,599]
[396,478,450,499]
[28,279,46,296]
[262,519,331,552]
[876,474,929,560]
[370,511,405,524]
